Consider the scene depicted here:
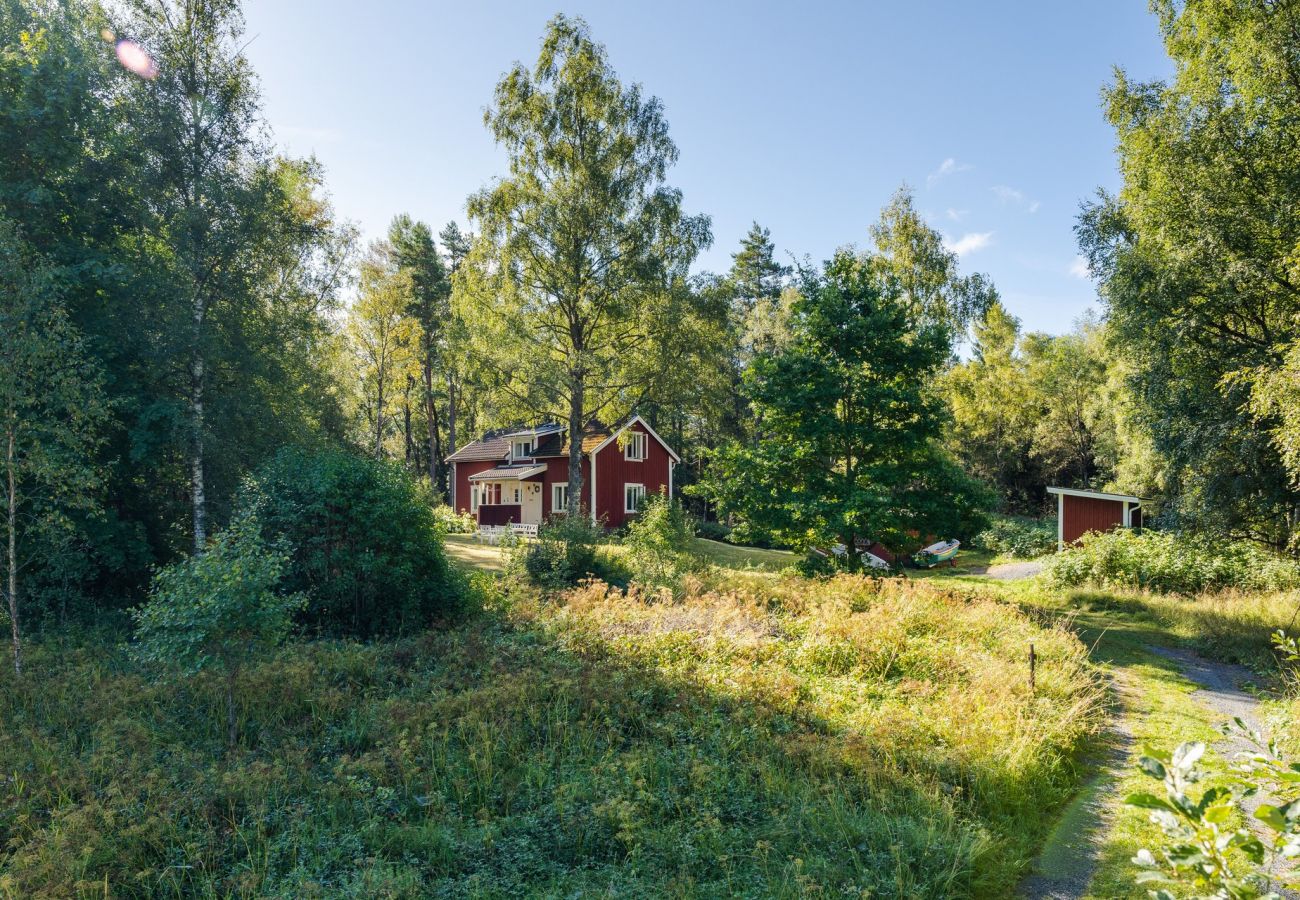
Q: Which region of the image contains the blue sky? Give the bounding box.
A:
[241,2,1171,336]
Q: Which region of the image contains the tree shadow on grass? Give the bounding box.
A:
[0,592,1089,899]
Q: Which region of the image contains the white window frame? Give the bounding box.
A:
[470,484,480,512]
[624,431,647,461]
[512,485,521,504]
[552,482,569,513]
[511,439,533,461]
[624,482,645,514]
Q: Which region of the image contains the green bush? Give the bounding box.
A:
[693,517,732,542]
[974,515,1057,559]
[623,494,697,594]
[239,446,461,637]
[432,504,477,534]
[132,514,305,747]
[513,512,606,591]
[1044,528,1300,595]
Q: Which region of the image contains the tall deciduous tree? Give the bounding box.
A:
[388,215,449,488]
[348,245,420,459]
[465,15,710,514]
[943,301,1040,510]
[702,249,989,560]
[1079,0,1300,547]
[0,220,107,673]
[126,0,269,551]
[871,187,995,338]
[438,221,475,460]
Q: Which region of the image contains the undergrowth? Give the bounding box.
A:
[0,574,1102,898]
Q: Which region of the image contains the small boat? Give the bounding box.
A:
[913,539,960,568]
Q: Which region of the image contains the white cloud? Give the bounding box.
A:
[992,184,1040,214]
[945,231,994,256]
[927,157,972,188]
[991,184,1024,204]
[945,207,968,222]
[1068,255,1090,279]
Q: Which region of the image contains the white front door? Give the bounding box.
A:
[521,481,543,525]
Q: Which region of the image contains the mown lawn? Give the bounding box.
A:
[443,532,796,576]
[0,572,1102,898]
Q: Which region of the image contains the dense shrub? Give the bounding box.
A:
[0,573,1102,897]
[692,517,731,542]
[1044,528,1300,595]
[432,504,476,534]
[511,513,606,591]
[132,514,304,747]
[975,515,1057,559]
[623,494,696,594]
[239,446,461,636]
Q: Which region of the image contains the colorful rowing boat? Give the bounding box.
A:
[913,539,960,568]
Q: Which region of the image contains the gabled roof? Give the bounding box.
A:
[467,465,547,481]
[589,414,681,462]
[1047,486,1148,504]
[447,421,612,463]
[445,426,516,463]
[448,415,680,465]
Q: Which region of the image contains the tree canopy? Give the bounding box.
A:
[462,14,711,513]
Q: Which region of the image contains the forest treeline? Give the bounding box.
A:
[3,0,1300,632]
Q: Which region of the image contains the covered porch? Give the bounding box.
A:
[469,465,546,526]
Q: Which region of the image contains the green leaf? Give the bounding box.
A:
[1255,804,1288,831]
[1126,792,1176,812]
[1171,742,1205,773]
[1138,756,1168,781]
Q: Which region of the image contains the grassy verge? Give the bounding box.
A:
[1006,583,1282,897]
[0,573,1101,897]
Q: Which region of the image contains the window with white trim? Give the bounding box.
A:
[624,483,645,513]
[552,483,569,513]
[624,431,647,461]
[470,484,479,511]
[512,485,521,503]
[511,439,533,460]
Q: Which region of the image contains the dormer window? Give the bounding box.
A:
[511,439,533,461]
[624,431,647,461]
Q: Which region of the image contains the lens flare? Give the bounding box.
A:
[115,39,158,80]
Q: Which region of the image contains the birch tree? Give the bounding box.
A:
[0,220,107,674]
[125,0,266,551]
[348,247,420,459]
[466,15,710,514]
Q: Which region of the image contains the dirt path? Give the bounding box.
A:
[1021,644,1267,899]
[983,560,1046,581]
[1019,673,1137,900]
[1147,646,1264,752]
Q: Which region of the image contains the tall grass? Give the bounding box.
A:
[0,575,1102,897]
[1045,528,1300,595]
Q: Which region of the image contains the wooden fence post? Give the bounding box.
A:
[1029,642,1037,695]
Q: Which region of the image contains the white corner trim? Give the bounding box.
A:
[1057,492,1064,552]
[590,450,598,524]
[668,460,674,500]
[451,461,457,510]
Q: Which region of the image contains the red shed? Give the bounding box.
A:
[1047,486,1146,549]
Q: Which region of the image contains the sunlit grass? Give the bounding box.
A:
[0,573,1103,897]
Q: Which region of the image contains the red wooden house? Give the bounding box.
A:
[1047,486,1146,549]
[447,415,679,529]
